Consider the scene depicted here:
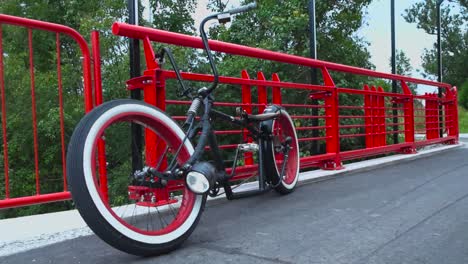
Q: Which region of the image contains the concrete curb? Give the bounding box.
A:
[297,143,463,186]
[0,143,463,257]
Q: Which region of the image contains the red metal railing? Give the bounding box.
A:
[0,14,94,209]
[0,15,459,209]
[109,22,458,199]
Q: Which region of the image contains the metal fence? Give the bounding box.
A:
[0,15,459,209]
[0,14,93,209]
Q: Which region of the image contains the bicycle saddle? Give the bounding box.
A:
[247,112,280,121]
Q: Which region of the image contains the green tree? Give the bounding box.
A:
[395,50,413,76]
[0,0,129,218]
[403,1,467,90]
[205,0,374,152]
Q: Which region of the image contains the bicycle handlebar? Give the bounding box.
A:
[199,2,258,96]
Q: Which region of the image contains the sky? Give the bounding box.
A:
[360,0,433,74]
[142,0,457,94]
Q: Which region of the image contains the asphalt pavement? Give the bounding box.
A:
[1,146,467,264]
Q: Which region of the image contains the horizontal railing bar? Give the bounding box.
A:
[0,192,71,209]
[298,136,330,142]
[163,70,335,92]
[296,126,330,130]
[113,22,452,89]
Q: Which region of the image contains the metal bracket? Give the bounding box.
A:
[309,91,332,100]
[391,97,410,104]
[320,160,344,170]
[125,75,153,90]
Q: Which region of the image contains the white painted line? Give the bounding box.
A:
[0,143,463,257]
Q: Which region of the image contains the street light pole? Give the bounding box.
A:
[391,0,398,144]
[128,0,142,172]
[309,0,320,154]
[437,0,444,138]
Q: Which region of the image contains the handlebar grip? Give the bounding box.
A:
[228,2,257,15]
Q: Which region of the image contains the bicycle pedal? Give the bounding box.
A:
[238,143,259,153]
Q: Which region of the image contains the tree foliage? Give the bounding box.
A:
[403,0,467,92]
[203,0,375,152]
[0,0,129,218]
[0,0,379,217]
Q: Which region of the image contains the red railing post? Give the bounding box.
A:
[377,86,386,147]
[56,33,67,192]
[257,72,267,114]
[446,87,459,141]
[426,93,440,140]
[364,85,372,148]
[452,88,459,140]
[370,86,377,147]
[0,24,9,199]
[321,67,342,169]
[152,69,170,203]
[425,93,431,139]
[241,70,253,165]
[272,73,282,105]
[400,81,415,153]
[91,31,108,201]
[28,29,41,195]
[434,93,441,139]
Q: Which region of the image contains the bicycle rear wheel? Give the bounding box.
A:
[261,105,300,194]
[67,99,205,256]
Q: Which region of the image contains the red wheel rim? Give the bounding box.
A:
[272,114,299,185]
[90,111,196,236]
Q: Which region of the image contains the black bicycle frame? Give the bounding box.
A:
[182,95,265,179]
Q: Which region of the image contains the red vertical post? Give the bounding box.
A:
[91,31,108,201]
[370,86,377,147]
[143,72,157,162]
[272,73,282,105]
[0,25,9,198]
[433,93,440,139]
[153,69,169,202]
[143,37,158,70]
[445,87,459,140]
[257,72,267,114]
[140,37,171,202]
[56,33,68,192]
[426,94,438,140]
[452,88,459,139]
[241,70,253,165]
[401,81,414,145]
[377,86,386,147]
[429,93,438,139]
[363,85,372,148]
[424,93,432,139]
[444,91,451,137]
[432,94,437,139]
[321,67,342,169]
[28,29,40,195]
[91,31,103,106]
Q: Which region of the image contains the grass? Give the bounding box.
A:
[459,106,468,133]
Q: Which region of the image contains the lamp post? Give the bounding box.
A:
[391,0,398,144]
[128,0,142,171]
[309,0,320,154]
[437,0,444,138]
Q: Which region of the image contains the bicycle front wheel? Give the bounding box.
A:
[67,99,205,256]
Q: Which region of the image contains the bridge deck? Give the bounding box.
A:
[1,145,467,264]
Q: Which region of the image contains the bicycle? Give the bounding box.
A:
[66,2,299,256]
